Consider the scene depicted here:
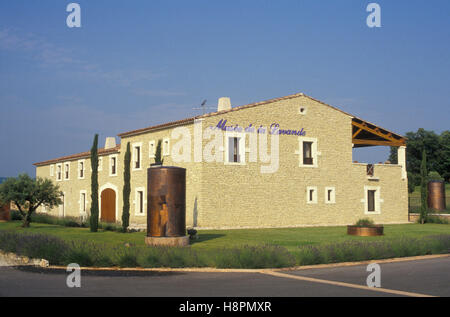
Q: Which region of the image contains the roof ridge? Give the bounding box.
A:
[33,144,121,166]
[118,92,306,138]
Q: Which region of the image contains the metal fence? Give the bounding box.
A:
[408,196,450,213]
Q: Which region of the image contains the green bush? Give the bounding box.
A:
[10,210,22,221]
[354,218,375,227]
[422,215,449,224]
[98,221,123,232]
[13,212,124,231]
[294,235,450,265]
[409,173,421,187]
[428,171,444,182]
[26,212,86,228]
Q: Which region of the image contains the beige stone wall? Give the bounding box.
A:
[119,123,202,228]
[198,95,408,228]
[36,154,121,221]
[35,94,409,229]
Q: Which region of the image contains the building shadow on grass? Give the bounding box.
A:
[190,234,225,245]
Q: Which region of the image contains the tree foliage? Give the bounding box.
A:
[437,130,450,181]
[90,134,99,232]
[427,171,444,182]
[154,139,164,165]
[419,149,428,224]
[389,128,450,182]
[122,142,131,232]
[0,174,62,227]
[407,172,416,194]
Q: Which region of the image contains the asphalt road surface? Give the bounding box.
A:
[0,256,449,297]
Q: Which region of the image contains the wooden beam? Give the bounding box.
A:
[352,139,405,147]
[352,121,402,143]
[352,128,362,138]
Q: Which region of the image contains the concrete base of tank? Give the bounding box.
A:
[145,236,190,247]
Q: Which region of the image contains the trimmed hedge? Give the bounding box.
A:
[9,211,124,232]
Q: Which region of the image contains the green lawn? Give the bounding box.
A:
[1,221,449,252]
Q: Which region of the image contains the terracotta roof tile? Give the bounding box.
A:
[35,92,406,167]
[33,145,120,166]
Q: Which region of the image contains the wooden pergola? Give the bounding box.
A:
[352,118,406,148]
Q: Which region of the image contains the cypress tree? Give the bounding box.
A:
[154,139,164,165]
[122,142,131,232]
[419,149,428,224]
[90,134,99,232]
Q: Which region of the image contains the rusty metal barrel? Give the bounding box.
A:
[0,202,10,222]
[427,180,446,212]
[147,166,186,237]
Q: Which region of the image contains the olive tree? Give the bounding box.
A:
[0,174,62,227]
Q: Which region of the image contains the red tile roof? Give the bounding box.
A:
[33,145,120,166]
[34,92,406,167]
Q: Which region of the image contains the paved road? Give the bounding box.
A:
[0,256,449,297]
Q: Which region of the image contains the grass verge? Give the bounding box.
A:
[0,230,449,268]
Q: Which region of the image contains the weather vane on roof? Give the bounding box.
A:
[193,99,215,115]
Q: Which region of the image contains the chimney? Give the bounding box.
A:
[104,137,116,150]
[218,97,231,112]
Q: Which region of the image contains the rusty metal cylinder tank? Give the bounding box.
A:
[427,180,446,211]
[147,166,186,237]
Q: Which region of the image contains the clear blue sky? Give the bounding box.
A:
[1,0,449,176]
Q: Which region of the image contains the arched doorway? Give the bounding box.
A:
[101,188,116,223]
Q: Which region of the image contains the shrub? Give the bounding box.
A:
[0,231,69,265]
[10,210,22,221]
[187,228,198,240]
[1,231,449,268]
[28,213,86,228]
[422,215,449,224]
[98,221,123,232]
[428,171,444,182]
[294,235,450,265]
[354,218,375,227]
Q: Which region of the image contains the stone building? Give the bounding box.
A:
[34,92,408,229]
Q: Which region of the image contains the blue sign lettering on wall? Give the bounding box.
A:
[213,119,306,136]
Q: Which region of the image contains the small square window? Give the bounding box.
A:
[149,140,156,158]
[306,186,317,204]
[56,164,62,181]
[367,190,376,212]
[109,155,118,176]
[64,163,70,180]
[78,160,85,179]
[163,139,170,156]
[225,133,246,165]
[298,137,318,168]
[303,142,313,165]
[229,137,241,163]
[135,188,146,216]
[364,186,382,214]
[134,145,141,169]
[299,106,307,115]
[80,191,87,213]
[325,187,336,204]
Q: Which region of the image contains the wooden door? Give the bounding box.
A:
[101,188,116,222]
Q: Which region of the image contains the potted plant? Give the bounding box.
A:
[187,228,198,240]
[347,218,384,236]
[151,139,164,167]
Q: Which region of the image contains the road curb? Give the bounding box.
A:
[45,253,450,273]
[275,253,450,271]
